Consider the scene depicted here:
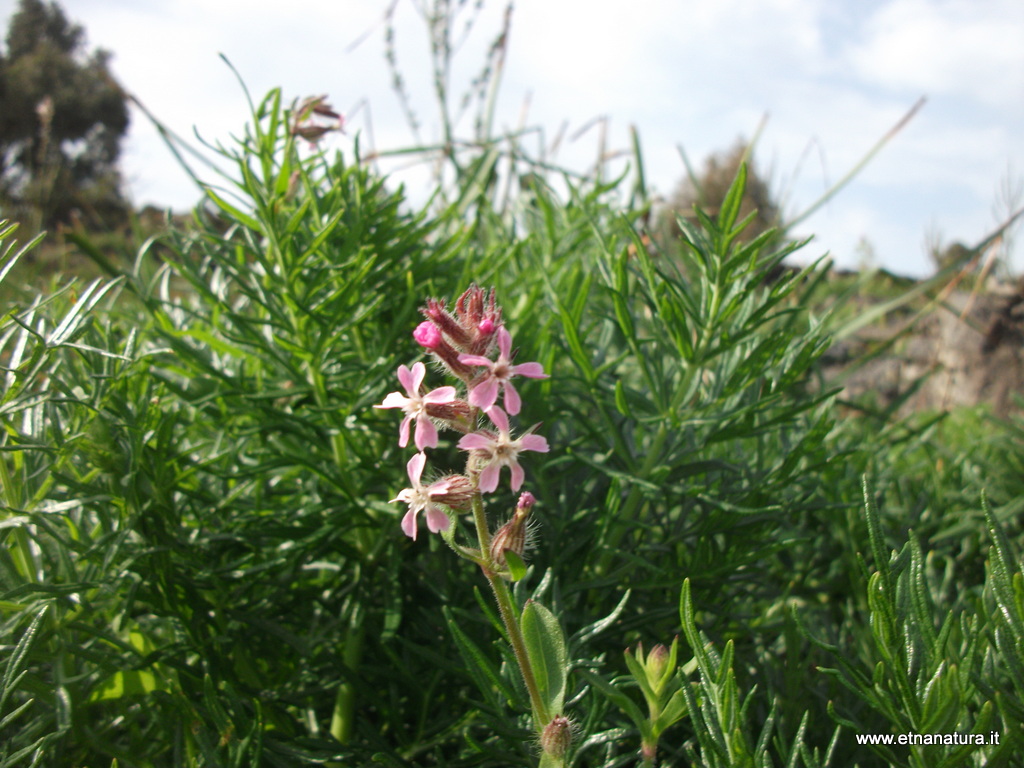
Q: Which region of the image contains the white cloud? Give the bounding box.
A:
[845,0,1024,107]
[1,0,1021,276]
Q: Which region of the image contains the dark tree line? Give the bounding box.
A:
[0,0,130,232]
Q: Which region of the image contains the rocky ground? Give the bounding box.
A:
[821,277,1024,416]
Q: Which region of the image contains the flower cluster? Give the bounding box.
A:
[375,286,549,541]
[291,95,345,144]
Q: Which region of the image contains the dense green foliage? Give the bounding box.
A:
[1,86,1022,768]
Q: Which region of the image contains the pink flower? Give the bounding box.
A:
[457,406,549,493]
[391,453,453,540]
[458,327,548,415]
[374,362,456,449]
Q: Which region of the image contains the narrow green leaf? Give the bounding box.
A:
[444,607,518,706]
[203,187,263,232]
[718,162,747,234]
[2,606,47,697]
[570,590,630,647]
[577,670,649,734]
[654,687,689,733]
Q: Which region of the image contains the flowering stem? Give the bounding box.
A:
[486,566,551,728]
[470,489,550,728]
[470,485,492,554]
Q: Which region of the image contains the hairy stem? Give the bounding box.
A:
[469,489,550,727]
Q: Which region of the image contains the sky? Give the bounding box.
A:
[2,0,1023,277]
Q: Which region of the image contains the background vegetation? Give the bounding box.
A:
[1,1,1022,767]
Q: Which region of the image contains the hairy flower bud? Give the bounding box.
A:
[424,398,475,434]
[433,474,475,512]
[488,495,533,569]
[423,299,472,349]
[453,285,501,356]
[540,715,572,759]
[413,321,475,380]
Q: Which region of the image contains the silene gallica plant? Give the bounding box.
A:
[375,285,579,765]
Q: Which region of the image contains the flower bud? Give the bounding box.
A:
[626,636,681,701]
[540,715,572,759]
[291,95,344,143]
[454,285,501,356]
[413,321,443,349]
[413,320,475,380]
[489,515,527,569]
[423,299,472,349]
[488,495,533,569]
[432,474,475,512]
[424,398,475,433]
[646,643,670,682]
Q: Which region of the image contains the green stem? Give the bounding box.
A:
[485,567,550,727]
[330,606,366,744]
[469,489,550,728]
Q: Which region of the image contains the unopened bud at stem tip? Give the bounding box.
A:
[541,715,572,759]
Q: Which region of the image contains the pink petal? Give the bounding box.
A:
[458,432,494,451]
[410,361,426,393]
[511,362,547,379]
[519,434,549,453]
[414,417,438,450]
[485,406,510,434]
[396,364,416,394]
[457,354,493,367]
[398,415,412,448]
[401,509,418,539]
[497,326,512,359]
[407,452,427,484]
[509,461,525,491]
[425,505,451,533]
[426,479,452,495]
[469,378,499,410]
[503,382,521,415]
[423,385,456,404]
[478,463,501,493]
[377,391,410,409]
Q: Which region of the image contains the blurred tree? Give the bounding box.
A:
[659,140,780,247]
[0,0,130,232]
[930,240,974,274]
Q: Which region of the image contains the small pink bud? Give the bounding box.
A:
[478,317,496,334]
[413,321,442,349]
[517,491,536,511]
